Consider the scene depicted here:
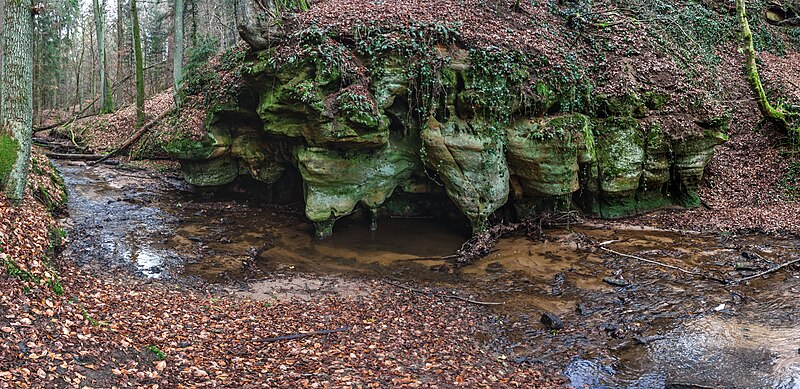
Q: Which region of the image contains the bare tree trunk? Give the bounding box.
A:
[1,0,34,203]
[174,0,184,106]
[0,0,5,118]
[116,0,124,107]
[94,0,113,113]
[132,0,145,127]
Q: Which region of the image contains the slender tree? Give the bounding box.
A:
[0,0,5,117]
[93,0,113,113]
[736,0,799,134]
[132,0,145,127]
[1,0,35,202]
[173,0,185,106]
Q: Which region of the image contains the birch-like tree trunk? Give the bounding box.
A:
[1,0,34,203]
[0,0,5,118]
[132,0,145,127]
[173,0,184,106]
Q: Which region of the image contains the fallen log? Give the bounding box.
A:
[90,108,173,165]
[45,152,105,161]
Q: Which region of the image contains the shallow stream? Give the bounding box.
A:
[57,161,800,388]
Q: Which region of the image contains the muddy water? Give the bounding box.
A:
[58,161,800,388]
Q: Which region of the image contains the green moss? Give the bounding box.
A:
[506,115,590,196]
[296,139,420,226]
[593,117,645,193]
[594,93,648,118]
[180,157,239,186]
[0,255,64,296]
[0,134,19,187]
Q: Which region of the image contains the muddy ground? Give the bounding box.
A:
[57,161,800,388]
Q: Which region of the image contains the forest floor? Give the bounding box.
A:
[0,152,566,388]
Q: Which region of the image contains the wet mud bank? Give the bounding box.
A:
[57,161,800,388]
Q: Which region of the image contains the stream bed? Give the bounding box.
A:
[57,161,800,388]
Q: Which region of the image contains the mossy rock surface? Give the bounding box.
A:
[506,115,590,196]
[295,138,420,224]
[422,117,509,233]
[170,42,732,235]
[181,157,239,186]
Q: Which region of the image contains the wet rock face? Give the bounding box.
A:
[168,47,727,237]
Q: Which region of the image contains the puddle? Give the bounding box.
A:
[56,161,800,387]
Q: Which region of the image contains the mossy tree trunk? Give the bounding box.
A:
[1,0,34,203]
[736,0,796,133]
[132,0,145,127]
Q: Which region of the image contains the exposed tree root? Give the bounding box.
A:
[453,211,584,264]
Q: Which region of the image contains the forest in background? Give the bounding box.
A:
[20,0,254,127]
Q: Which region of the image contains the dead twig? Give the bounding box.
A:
[598,244,728,284]
[256,327,351,342]
[384,280,505,306]
[736,258,800,282]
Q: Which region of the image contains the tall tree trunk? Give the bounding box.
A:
[0,0,5,118]
[173,0,184,106]
[1,0,34,203]
[132,0,145,127]
[94,0,113,113]
[116,0,124,107]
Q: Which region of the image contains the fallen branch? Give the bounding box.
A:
[45,152,105,161]
[736,258,800,282]
[256,327,351,342]
[598,245,727,284]
[384,280,505,306]
[394,254,459,262]
[90,108,173,165]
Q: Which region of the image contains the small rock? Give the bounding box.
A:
[740,251,760,260]
[576,303,593,316]
[607,338,633,351]
[599,322,619,332]
[603,277,630,287]
[734,262,757,271]
[540,312,563,330]
[552,273,565,296]
[429,264,450,272]
[485,262,504,273]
